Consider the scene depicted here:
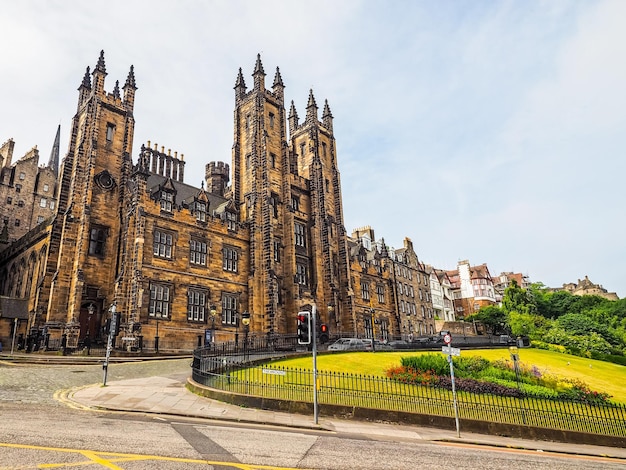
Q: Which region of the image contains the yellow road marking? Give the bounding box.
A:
[0,442,304,469]
[53,384,101,411]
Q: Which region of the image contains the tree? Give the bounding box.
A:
[502,279,537,316]
[508,311,551,339]
[468,305,507,335]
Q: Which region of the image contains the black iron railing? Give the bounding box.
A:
[191,340,626,438]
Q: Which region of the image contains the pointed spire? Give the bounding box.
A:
[380,238,389,258]
[272,67,284,88]
[322,99,332,119]
[77,66,92,109]
[92,50,107,95]
[48,125,61,175]
[123,65,137,108]
[288,100,299,134]
[235,67,246,88]
[288,100,298,119]
[307,89,317,109]
[306,89,318,124]
[124,65,137,89]
[272,66,285,103]
[234,67,247,101]
[252,53,266,92]
[322,99,333,132]
[253,53,265,76]
[94,50,107,74]
[112,80,120,99]
[80,66,91,89]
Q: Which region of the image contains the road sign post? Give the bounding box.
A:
[441,333,461,438]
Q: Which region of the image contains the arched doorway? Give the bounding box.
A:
[79,301,102,342]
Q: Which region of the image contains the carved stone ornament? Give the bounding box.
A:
[94,170,116,191]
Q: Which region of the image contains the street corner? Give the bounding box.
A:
[53,383,102,411]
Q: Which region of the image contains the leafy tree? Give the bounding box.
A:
[502,279,537,316]
[467,305,507,335]
[540,290,578,319]
[556,313,619,345]
[508,311,551,339]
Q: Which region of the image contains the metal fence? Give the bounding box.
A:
[191,341,626,438]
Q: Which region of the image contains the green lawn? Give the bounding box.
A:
[269,348,626,403]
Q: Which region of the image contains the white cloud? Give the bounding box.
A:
[1,0,623,297]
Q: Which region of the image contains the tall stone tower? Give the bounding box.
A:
[232,55,350,335]
[44,51,136,340]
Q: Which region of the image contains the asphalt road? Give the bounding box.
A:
[1,358,624,469]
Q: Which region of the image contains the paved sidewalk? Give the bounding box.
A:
[68,374,626,460]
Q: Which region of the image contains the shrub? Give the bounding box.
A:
[436,376,522,397]
[454,355,491,375]
[400,354,449,376]
[388,353,611,403]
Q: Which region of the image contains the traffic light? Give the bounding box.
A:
[319,323,329,344]
[297,311,311,345]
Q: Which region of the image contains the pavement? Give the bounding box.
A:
[4,352,626,461]
[66,374,626,461]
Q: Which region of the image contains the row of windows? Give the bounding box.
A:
[153,230,241,272]
[160,191,237,230]
[360,281,386,303]
[4,197,54,209]
[396,281,415,298]
[149,284,239,324]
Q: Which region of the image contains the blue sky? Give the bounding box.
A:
[2,1,624,297]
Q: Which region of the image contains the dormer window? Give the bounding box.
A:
[160,190,173,212]
[225,211,237,231]
[195,201,207,222]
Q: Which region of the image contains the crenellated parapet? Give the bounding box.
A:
[205,161,230,197]
[288,89,334,137]
[77,51,136,113]
[233,54,285,107]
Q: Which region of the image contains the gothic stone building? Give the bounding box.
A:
[346,228,436,341]
[0,52,357,349]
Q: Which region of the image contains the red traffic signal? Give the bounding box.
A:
[319,323,329,344]
[297,312,311,345]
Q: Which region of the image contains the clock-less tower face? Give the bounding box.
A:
[232,56,348,336]
[45,51,136,329]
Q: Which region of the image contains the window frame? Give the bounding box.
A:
[190,239,207,266]
[361,280,370,301]
[296,261,308,286]
[149,283,171,319]
[153,229,174,259]
[88,226,107,257]
[225,211,237,231]
[160,190,174,212]
[195,200,207,222]
[223,246,238,272]
[294,222,306,248]
[187,288,208,322]
[222,293,238,325]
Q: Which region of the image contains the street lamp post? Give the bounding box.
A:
[210,304,217,347]
[241,311,250,361]
[327,303,334,338]
[234,312,240,349]
[369,308,376,353]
